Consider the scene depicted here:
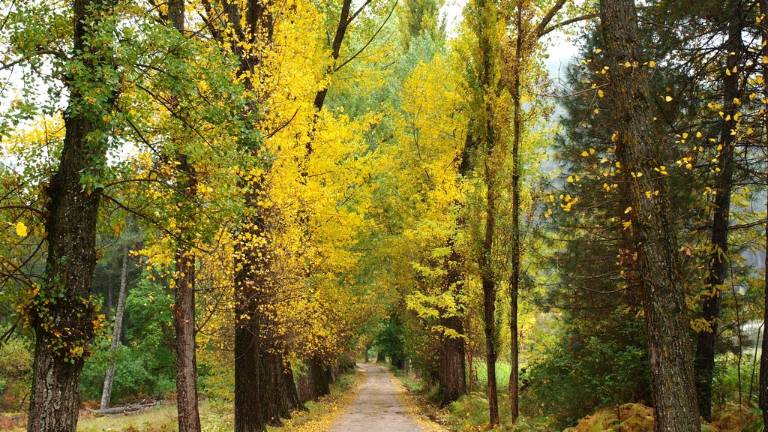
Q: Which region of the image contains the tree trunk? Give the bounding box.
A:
[234,188,269,432]
[761,195,768,427]
[234,177,298,429]
[100,247,130,410]
[174,247,200,432]
[27,1,117,431]
[481,274,500,426]
[507,2,523,423]
[599,0,700,430]
[376,350,386,362]
[226,2,286,429]
[163,2,202,431]
[694,1,742,421]
[437,246,467,406]
[759,1,768,427]
[474,0,501,422]
[466,315,476,392]
[438,315,467,405]
[309,356,331,397]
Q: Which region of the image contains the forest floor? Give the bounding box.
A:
[0,363,448,431]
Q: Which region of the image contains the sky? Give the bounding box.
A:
[440,0,582,82]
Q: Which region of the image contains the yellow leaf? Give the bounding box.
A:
[664,95,673,102]
[15,222,28,237]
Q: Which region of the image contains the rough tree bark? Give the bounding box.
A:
[308,356,331,397]
[435,131,475,407]
[214,0,302,429]
[436,247,467,406]
[694,1,742,421]
[27,1,117,431]
[437,314,467,405]
[173,244,200,432]
[100,247,130,410]
[599,0,700,430]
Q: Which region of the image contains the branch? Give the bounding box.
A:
[532,0,568,39]
[346,0,375,26]
[334,0,397,73]
[538,13,599,38]
[0,205,44,216]
[265,108,299,139]
[101,194,212,254]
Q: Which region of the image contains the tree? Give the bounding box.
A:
[759,1,768,427]
[467,0,506,422]
[100,245,131,410]
[25,1,118,430]
[162,1,202,430]
[694,0,744,420]
[599,0,700,430]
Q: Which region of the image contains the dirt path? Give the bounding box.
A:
[328,363,433,432]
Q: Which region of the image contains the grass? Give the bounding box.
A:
[472,359,512,389]
[390,361,551,432]
[1,371,359,432]
[391,367,426,393]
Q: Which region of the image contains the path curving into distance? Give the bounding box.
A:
[328,363,436,432]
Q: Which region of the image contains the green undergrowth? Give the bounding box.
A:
[2,371,357,431]
[391,364,552,431]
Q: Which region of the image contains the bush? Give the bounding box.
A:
[0,338,32,410]
[80,277,176,403]
[523,336,649,428]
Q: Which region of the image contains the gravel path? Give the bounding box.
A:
[328,363,426,432]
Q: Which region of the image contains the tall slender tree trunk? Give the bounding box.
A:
[475,0,501,422]
[162,2,202,431]
[599,0,700,430]
[27,1,117,431]
[174,245,200,432]
[694,1,742,421]
[761,196,768,427]
[100,247,130,410]
[507,2,524,423]
[758,1,768,427]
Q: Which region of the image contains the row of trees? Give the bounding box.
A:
[2,0,768,431]
[373,0,768,430]
[0,0,398,430]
